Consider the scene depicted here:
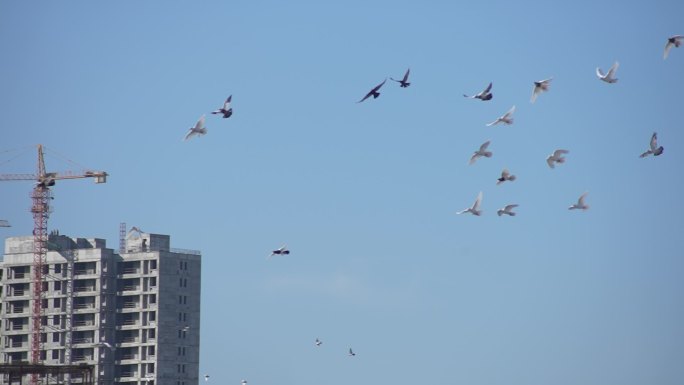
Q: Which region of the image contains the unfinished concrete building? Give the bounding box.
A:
[0,230,201,385]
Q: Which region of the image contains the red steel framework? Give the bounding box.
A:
[0,144,107,385]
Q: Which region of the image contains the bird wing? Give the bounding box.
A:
[664,41,674,59]
[501,169,510,178]
[553,149,569,157]
[504,105,515,118]
[483,82,493,94]
[357,91,373,103]
[546,156,555,168]
[468,153,479,165]
[650,132,658,151]
[504,204,519,211]
[195,115,206,130]
[403,68,410,82]
[373,78,387,92]
[486,119,500,127]
[473,191,483,211]
[183,129,196,141]
[607,62,619,77]
[530,86,539,103]
[596,67,605,78]
[577,192,588,206]
[479,140,491,151]
[224,95,232,109]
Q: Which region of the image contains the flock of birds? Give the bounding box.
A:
[189,34,681,384]
[446,36,678,217]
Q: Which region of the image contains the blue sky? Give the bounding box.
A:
[2,1,684,384]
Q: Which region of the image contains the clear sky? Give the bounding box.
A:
[2,1,684,384]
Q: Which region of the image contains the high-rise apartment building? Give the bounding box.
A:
[0,230,201,385]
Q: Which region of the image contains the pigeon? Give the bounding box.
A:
[531,78,553,103]
[469,140,493,165]
[457,191,483,216]
[497,204,519,216]
[496,169,517,185]
[184,115,207,141]
[546,149,569,169]
[204,374,210,381]
[182,325,190,331]
[639,132,664,158]
[348,348,356,357]
[486,106,515,126]
[315,338,322,347]
[596,62,619,83]
[390,68,411,87]
[211,95,233,118]
[241,381,247,385]
[664,35,683,60]
[569,192,589,211]
[357,79,387,103]
[96,341,114,350]
[268,245,290,259]
[463,82,493,101]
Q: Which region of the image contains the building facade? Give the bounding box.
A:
[0,231,201,385]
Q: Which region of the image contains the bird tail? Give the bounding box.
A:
[497,210,503,216]
[557,158,565,163]
[484,152,492,158]
[508,175,516,181]
[509,212,516,216]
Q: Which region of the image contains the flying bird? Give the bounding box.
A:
[390,68,411,87]
[569,192,589,211]
[531,78,553,103]
[497,204,519,217]
[463,82,493,101]
[596,62,619,83]
[315,338,322,347]
[546,149,569,169]
[469,140,493,165]
[357,79,387,103]
[211,95,233,118]
[486,106,515,126]
[639,132,664,158]
[664,35,683,59]
[184,115,207,141]
[348,348,356,357]
[96,342,114,350]
[457,191,483,216]
[268,245,290,259]
[241,381,247,385]
[204,374,210,381]
[496,169,517,185]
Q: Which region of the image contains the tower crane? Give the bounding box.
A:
[0,144,107,381]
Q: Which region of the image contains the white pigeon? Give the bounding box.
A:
[468,140,493,165]
[241,381,247,385]
[348,348,356,357]
[96,341,114,350]
[569,192,589,211]
[204,374,210,381]
[486,105,515,126]
[531,78,552,103]
[211,95,233,118]
[639,132,664,158]
[184,115,207,141]
[664,35,683,60]
[315,338,322,347]
[546,149,569,169]
[457,191,483,216]
[496,169,517,185]
[497,204,519,217]
[463,82,493,101]
[596,62,619,83]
